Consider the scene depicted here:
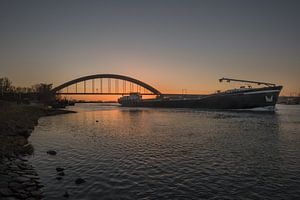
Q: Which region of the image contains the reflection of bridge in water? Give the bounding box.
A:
[52,74,162,96]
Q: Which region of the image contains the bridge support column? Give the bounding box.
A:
[115,79,119,93]
[84,81,86,93]
[123,80,126,94]
[108,78,111,93]
[100,78,102,94]
[92,79,94,93]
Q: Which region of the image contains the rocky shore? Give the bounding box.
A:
[0,156,44,199]
[0,100,76,199]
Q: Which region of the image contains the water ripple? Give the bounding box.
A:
[28,104,300,199]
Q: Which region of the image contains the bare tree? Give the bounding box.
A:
[0,77,13,94]
[33,83,54,105]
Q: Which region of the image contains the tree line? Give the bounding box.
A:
[0,77,52,93]
[0,77,54,104]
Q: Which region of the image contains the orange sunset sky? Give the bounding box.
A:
[1,0,299,100]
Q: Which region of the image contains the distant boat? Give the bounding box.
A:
[118,78,283,111]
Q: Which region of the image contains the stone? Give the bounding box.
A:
[18,129,31,137]
[7,172,19,177]
[22,170,36,174]
[16,176,31,183]
[36,184,44,188]
[9,165,19,171]
[0,164,9,172]
[17,162,29,170]
[16,171,26,175]
[63,191,70,198]
[96,120,99,122]
[18,156,28,162]
[17,157,28,162]
[31,190,43,198]
[58,172,65,176]
[24,174,39,179]
[1,197,19,200]
[33,179,42,184]
[15,190,29,199]
[0,175,11,182]
[16,124,24,129]
[56,167,65,172]
[20,143,34,155]
[23,181,37,187]
[0,188,13,196]
[0,180,8,187]
[9,181,23,190]
[46,150,57,155]
[75,178,86,185]
[25,186,37,192]
[25,198,36,200]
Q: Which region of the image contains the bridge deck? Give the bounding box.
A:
[56,92,155,95]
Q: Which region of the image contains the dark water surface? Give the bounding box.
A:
[29,104,300,200]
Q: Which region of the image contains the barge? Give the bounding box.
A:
[118,78,283,110]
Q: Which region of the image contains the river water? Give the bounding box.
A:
[29,104,300,200]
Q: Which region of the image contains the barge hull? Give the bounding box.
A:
[119,86,282,110]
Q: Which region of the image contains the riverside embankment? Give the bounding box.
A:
[0,100,75,199]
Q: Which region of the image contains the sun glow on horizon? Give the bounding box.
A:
[1,1,299,97]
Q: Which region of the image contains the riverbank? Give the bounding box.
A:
[0,100,76,199]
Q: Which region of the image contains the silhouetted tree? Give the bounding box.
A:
[0,77,56,104]
[0,77,13,94]
[33,83,54,105]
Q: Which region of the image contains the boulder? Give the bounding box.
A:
[46,150,57,155]
[75,178,85,185]
[56,167,65,172]
[18,129,31,138]
[58,172,65,176]
[0,188,13,196]
[63,191,70,198]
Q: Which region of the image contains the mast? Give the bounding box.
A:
[219,78,276,87]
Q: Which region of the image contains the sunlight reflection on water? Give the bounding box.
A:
[29,104,300,200]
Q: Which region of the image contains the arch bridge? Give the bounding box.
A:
[51,74,162,96]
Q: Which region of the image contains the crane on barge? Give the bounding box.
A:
[219,78,276,87]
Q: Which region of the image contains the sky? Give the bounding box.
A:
[0,0,299,98]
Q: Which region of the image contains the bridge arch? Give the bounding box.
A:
[51,74,161,95]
